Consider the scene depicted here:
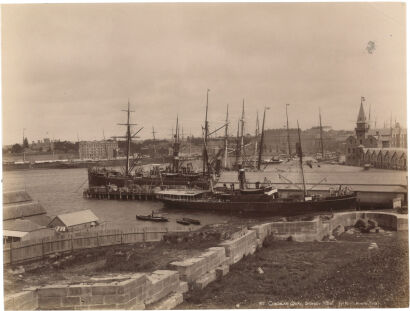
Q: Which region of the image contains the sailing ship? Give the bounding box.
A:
[87,102,209,189]
[157,120,357,216]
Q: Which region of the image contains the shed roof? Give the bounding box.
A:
[51,209,99,227]
[3,230,28,238]
[3,191,32,204]
[3,201,47,220]
[3,219,46,232]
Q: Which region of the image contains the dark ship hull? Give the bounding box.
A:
[88,168,209,189]
[158,193,357,216]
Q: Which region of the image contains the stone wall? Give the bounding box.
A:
[5,211,407,310]
[4,290,38,310]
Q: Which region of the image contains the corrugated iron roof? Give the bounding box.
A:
[3,230,28,238]
[3,219,46,232]
[51,209,99,227]
[3,191,32,204]
[3,201,47,220]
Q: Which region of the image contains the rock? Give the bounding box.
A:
[328,235,336,241]
[355,219,367,229]
[368,219,378,229]
[368,242,379,250]
[345,228,355,234]
[378,228,385,233]
[236,304,240,308]
[369,229,376,233]
[257,267,264,274]
[52,261,61,268]
[332,225,345,236]
[10,266,25,275]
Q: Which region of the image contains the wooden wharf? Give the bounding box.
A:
[83,187,156,201]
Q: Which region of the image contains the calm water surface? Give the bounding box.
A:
[3,162,406,228]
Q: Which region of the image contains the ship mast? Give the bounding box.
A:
[114,101,142,176]
[254,111,259,159]
[152,127,157,159]
[173,115,180,173]
[224,105,229,169]
[240,99,245,164]
[125,101,132,175]
[296,120,307,198]
[286,104,291,157]
[22,128,26,162]
[319,108,324,159]
[257,107,268,170]
[235,120,240,168]
[202,89,210,175]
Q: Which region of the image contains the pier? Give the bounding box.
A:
[83,186,156,201]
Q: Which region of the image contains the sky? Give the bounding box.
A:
[1,2,406,145]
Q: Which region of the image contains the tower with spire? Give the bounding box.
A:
[355,97,369,145]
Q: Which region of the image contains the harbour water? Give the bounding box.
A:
[3,162,407,228]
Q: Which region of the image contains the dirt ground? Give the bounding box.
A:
[4,221,253,295]
[180,229,409,309]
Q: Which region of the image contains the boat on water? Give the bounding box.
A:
[157,173,357,216]
[157,122,358,216]
[136,214,168,222]
[182,217,201,225]
[87,102,209,189]
[176,219,191,225]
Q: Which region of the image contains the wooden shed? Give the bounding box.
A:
[49,210,99,232]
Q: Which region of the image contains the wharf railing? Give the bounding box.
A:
[3,225,191,265]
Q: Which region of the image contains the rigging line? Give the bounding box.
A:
[74,177,89,193]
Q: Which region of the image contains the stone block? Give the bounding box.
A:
[62,296,81,307]
[91,284,117,296]
[81,295,104,305]
[89,303,117,310]
[150,292,183,310]
[38,296,62,309]
[178,281,189,294]
[67,286,83,296]
[216,265,229,279]
[38,285,68,297]
[117,297,146,310]
[194,270,217,290]
[104,293,130,304]
[6,290,36,310]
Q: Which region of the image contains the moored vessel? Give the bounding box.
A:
[157,121,358,215]
[87,102,209,189]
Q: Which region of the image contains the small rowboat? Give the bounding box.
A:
[176,219,191,225]
[136,214,168,222]
[182,218,201,225]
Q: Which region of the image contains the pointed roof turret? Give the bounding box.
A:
[357,97,366,123]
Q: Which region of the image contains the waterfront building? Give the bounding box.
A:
[345,100,407,169]
[3,191,53,243]
[262,128,352,156]
[79,140,118,160]
[49,210,99,232]
[30,138,55,152]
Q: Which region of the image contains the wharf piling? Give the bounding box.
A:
[83,186,156,201]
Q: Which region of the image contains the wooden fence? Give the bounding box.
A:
[3,226,190,265]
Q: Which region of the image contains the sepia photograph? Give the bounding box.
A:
[1,1,408,310]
